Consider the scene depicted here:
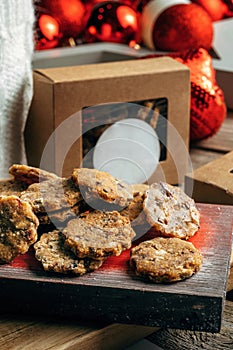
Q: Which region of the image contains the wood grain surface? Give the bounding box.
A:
[147,300,233,350]
[194,110,233,153]
[0,203,232,333]
[0,316,156,350]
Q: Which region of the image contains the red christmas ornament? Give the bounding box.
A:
[85,0,138,6]
[141,0,214,52]
[224,0,233,13]
[174,49,226,141]
[191,0,229,21]
[84,1,140,47]
[41,0,89,38]
[142,48,226,141]
[35,9,62,50]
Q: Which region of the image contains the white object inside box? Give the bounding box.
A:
[93,118,160,184]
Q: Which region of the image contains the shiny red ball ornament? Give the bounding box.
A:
[35,11,62,50]
[84,1,140,47]
[141,0,214,51]
[191,0,228,21]
[41,0,89,38]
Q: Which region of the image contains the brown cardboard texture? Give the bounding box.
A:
[185,151,233,205]
[25,57,190,183]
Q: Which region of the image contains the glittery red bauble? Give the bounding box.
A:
[35,10,62,50]
[41,0,89,38]
[84,1,140,47]
[191,0,228,21]
[173,49,226,141]
[153,4,214,51]
[141,48,226,141]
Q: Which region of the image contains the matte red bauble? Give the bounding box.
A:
[141,1,213,51]
[192,0,228,21]
[153,4,214,51]
[85,1,139,47]
[41,0,89,38]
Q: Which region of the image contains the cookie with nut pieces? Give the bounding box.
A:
[20,177,84,214]
[62,210,136,260]
[130,237,203,283]
[9,164,59,185]
[72,168,133,210]
[0,195,39,263]
[0,179,27,196]
[143,182,200,240]
[34,230,104,275]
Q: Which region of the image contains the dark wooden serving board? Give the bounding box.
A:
[0,203,232,332]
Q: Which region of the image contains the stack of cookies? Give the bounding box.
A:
[0,165,136,276]
[0,164,203,283]
[0,164,58,264]
[130,182,202,283]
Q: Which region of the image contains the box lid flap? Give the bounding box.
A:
[34,57,189,83]
[190,151,233,196]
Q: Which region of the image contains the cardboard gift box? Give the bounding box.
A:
[185,151,233,205]
[212,18,233,110]
[25,55,190,184]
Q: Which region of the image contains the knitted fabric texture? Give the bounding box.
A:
[0,0,34,178]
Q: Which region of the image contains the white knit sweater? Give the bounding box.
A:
[0,0,34,178]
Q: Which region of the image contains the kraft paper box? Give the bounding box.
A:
[185,151,233,205]
[212,18,233,110]
[25,56,190,184]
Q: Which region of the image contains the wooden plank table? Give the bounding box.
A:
[0,112,232,350]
